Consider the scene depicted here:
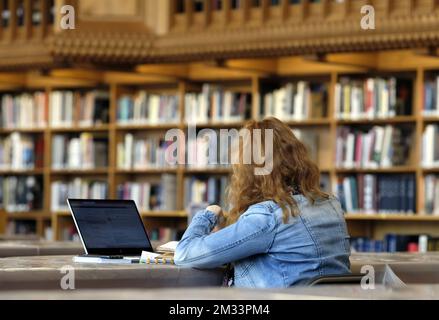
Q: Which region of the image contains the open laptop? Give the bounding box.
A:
[68,199,154,263]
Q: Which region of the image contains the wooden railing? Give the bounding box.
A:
[0,0,78,42]
[2,0,439,68]
[168,0,439,31]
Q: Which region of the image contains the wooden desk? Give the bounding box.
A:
[0,285,438,300]
[0,256,224,290]
[0,241,164,258]
[351,252,439,284]
[1,252,439,292]
[0,241,84,258]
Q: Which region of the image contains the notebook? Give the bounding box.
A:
[140,251,175,265]
[156,241,179,253]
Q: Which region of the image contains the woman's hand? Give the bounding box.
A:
[206,205,222,217]
[207,205,228,232]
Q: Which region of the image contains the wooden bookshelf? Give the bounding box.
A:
[50,169,110,175]
[335,167,417,174]
[141,211,188,218]
[50,126,110,133]
[336,116,417,125]
[7,212,51,220]
[1,50,439,241]
[0,169,45,175]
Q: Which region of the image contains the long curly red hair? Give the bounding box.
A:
[226,117,328,224]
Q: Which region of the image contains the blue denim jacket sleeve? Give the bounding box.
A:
[174,205,277,269]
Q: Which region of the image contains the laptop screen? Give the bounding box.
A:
[68,199,153,255]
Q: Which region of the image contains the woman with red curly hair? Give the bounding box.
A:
[174,117,351,288]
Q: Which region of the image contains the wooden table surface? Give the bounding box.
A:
[0,255,224,290]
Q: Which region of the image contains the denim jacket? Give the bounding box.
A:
[174,195,351,288]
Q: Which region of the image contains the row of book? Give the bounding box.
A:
[184,176,229,208]
[422,124,439,168]
[425,175,439,215]
[117,134,174,169]
[117,175,177,211]
[186,131,231,169]
[5,219,54,241]
[185,85,250,124]
[0,176,43,212]
[263,82,327,121]
[424,77,439,116]
[1,93,47,129]
[335,77,411,119]
[49,91,110,128]
[116,129,234,169]
[6,77,439,130]
[5,221,37,238]
[0,133,44,170]
[118,92,179,125]
[292,129,320,164]
[52,134,108,170]
[336,126,410,169]
[351,234,438,253]
[10,225,54,241]
[51,179,108,212]
[337,174,416,214]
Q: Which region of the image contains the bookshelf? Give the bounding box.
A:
[0,50,439,243]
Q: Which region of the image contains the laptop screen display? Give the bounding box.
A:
[68,199,153,255]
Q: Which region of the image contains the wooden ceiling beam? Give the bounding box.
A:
[49,69,104,82]
[103,71,178,84]
[188,62,270,80]
[0,73,27,87]
[277,56,369,75]
[376,49,439,70]
[323,53,379,69]
[222,58,278,75]
[26,74,99,89]
[135,64,189,78]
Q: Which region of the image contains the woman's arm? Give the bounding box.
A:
[174,205,277,268]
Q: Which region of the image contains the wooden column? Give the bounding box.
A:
[176,80,187,211]
[223,0,231,26]
[280,0,289,21]
[415,68,425,215]
[0,210,6,235]
[24,0,32,38]
[168,0,176,31]
[108,83,118,199]
[299,0,309,21]
[328,72,338,196]
[43,86,52,215]
[184,0,193,30]
[0,0,4,40]
[203,0,212,27]
[241,0,250,24]
[40,0,49,37]
[341,0,351,17]
[251,75,261,120]
[383,0,393,17]
[8,0,17,40]
[261,0,269,23]
[408,0,415,13]
[44,85,53,239]
[320,0,329,18]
